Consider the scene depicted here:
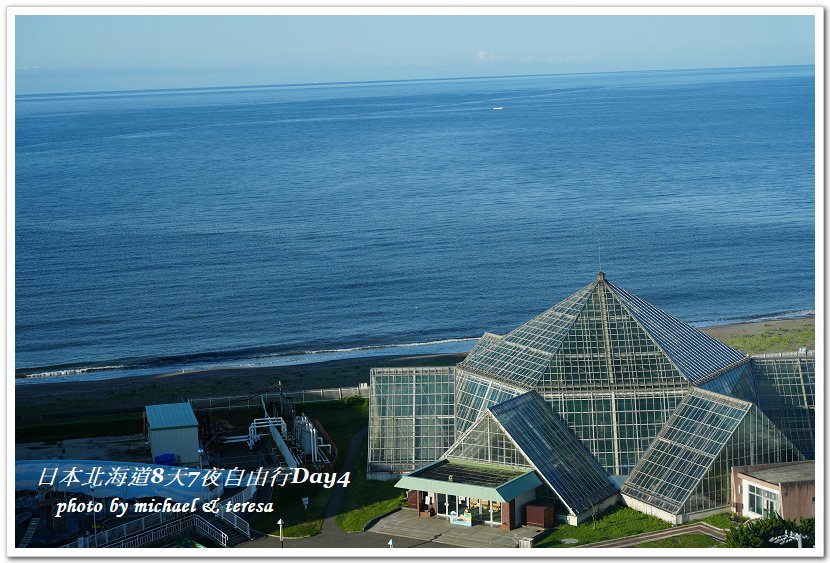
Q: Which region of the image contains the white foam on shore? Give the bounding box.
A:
[15,338,478,385]
[21,365,126,378]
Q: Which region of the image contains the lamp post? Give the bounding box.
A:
[388,538,395,548]
[277,518,284,548]
[90,486,98,548]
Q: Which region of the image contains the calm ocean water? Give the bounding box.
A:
[15,66,815,383]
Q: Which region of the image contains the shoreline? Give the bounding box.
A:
[14,312,815,383]
[15,317,814,418]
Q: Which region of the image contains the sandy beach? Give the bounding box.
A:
[15,317,813,419]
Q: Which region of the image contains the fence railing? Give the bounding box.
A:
[189,384,369,411]
[105,516,193,548]
[216,484,256,539]
[62,510,178,548]
[103,515,227,548]
[61,482,226,549]
[192,516,229,547]
[20,384,371,423]
[190,392,284,411]
[752,350,814,359]
[286,385,369,403]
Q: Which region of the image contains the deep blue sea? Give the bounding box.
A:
[15,65,815,383]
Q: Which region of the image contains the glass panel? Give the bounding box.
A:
[748,485,762,515]
[458,283,596,387]
[697,362,757,403]
[368,366,455,474]
[535,282,691,476]
[752,355,815,459]
[622,388,803,515]
[454,369,522,435]
[540,285,690,392]
[490,392,617,516]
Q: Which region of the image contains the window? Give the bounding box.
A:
[747,483,780,517]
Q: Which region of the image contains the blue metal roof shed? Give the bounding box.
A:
[146,403,198,430]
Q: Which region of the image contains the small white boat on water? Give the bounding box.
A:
[492,106,504,110]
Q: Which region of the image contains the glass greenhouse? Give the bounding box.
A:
[368,273,815,523]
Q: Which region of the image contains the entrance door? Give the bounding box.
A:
[436,493,447,517]
[436,494,457,518]
[488,502,502,526]
[446,495,457,517]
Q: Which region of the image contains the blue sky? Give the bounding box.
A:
[15,15,815,94]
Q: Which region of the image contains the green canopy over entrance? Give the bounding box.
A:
[396,459,541,502]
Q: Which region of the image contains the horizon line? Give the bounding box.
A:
[15,62,813,98]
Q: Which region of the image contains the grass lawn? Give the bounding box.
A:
[535,507,671,548]
[335,444,405,532]
[722,326,814,355]
[699,512,747,530]
[250,481,329,537]
[636,533,722,548]
[16,412,144,442]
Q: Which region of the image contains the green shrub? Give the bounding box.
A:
[724,514,814,548]
[342,395,367,407]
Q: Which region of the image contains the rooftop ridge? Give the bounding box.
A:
[605,280,747,383]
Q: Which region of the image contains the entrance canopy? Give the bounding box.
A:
[396,459,541,502]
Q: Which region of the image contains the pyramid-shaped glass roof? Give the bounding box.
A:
[621,388,803,515]
[458,282,595,387]
[444,408,531,469]
[542,280,690,391]
[607,281,747,384]
[458,273,746,389]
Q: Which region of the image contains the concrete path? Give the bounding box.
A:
[239,528,445,548]
[368,508,544,548]
[319,425,368,539]
[578,522,726,548]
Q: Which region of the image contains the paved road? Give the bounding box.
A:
[580,523,726,548]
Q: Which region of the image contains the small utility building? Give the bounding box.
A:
[146,403,200,465]
[731,461,815,521]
